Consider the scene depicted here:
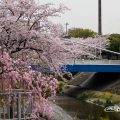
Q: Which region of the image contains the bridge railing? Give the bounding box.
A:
[66,59,120,65]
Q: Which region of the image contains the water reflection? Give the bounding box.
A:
[50,95,120,120]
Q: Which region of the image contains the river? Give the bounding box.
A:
[50,95,120,120]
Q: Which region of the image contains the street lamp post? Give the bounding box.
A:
[98,0,102,35]
[65,22,69,35]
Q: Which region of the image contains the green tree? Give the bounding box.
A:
[107,34,120,52]
[68,28,96,38]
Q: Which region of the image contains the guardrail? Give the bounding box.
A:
[0,89,33,120]
[66,59,120,65]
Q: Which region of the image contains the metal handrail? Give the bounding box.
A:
[0,90,33,120]
[67,59,120,65]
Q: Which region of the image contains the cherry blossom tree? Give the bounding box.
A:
[0,0,110,71]
[0,0,68,119]
[0,0,68,71]
[0,0,110,119]
[0,49,58,119]
[61,37,110,62]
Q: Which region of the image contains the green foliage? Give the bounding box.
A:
[94,91,112,99]
[93,98,114,107]
[107,34,120,52]
[104,99,114,107]
[94,99,104,106]
[58,82,65,92]
[78,92,89,100]
[68,28,96,38]
[103,92,112,99]
[99,115,110,120]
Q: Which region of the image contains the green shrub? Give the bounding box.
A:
[68,28,96,38]
[94,99,104,105]
[104,99,114,107]
[58,82,65,92]
[78,93,89,100]
[103,92,112,99]
[107,34,120,52]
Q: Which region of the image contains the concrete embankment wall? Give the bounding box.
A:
[81,72,120,90]
[64,72,120,97]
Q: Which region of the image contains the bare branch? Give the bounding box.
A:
[10,47,43,54]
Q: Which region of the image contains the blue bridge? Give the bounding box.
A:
[31,60,120,73]
[65,60,120,72]
[60,38,120,73]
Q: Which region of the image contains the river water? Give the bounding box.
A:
[50,95,120,120]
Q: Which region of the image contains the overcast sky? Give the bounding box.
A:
[39,0,120,34]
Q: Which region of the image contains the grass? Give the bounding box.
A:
[77,90,120,107]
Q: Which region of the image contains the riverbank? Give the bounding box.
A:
[45,76,120,120]
[48,101,73,120]
[49,95,120,120]
[62,84,120,108]
[56,77,120,120]
[77,91,120,107]
[58,70,120,119]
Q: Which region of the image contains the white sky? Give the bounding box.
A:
[39,0,120,34]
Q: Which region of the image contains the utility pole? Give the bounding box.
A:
[98,0,102,35]
[65,22,69,35]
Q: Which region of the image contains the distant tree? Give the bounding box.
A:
[68,28,97,38]
[107,34,120,52]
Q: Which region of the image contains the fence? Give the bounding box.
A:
[0,89,34,120]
